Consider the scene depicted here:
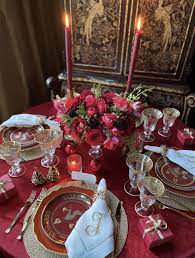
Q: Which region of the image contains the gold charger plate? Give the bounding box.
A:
[23,181,128,258]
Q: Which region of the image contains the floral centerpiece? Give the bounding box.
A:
[59,84,150,153]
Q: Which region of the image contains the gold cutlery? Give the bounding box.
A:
[17,188,47,240]
[5,190,36,233]
[114,201,123,256]
[156,203,195,222]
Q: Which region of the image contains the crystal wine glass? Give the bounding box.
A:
[34,129,63,168]
[139,108,163,142]
[0,141,25,177]
[158,108,180,137]
[135,176,165,217]
[124,153,153,196]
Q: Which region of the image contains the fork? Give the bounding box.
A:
[157,203,195,222]
[17,188,47,240]
[5,190,36,233]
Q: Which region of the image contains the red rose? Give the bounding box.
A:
[72,117,85,132]
[85,129,104,145]
[84,95,96,107]
[71,131,82,142]
[103,91,116,104]
[87,107,97,116]
[113,96,128,112]
[63,124,71,134]
[64,97,80,112]
[103,136,121,150]
[101,113,116,129]
[97,98,106,114]
[80,90,93,100]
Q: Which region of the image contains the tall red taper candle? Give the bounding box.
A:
[126,17,142,93]
[64,14,73,98]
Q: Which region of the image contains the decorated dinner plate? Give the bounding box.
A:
[155,156,195,191]
[41,191,93,245]
[2,125,43,150]
[149,153,195,198]
[34,185,94,255]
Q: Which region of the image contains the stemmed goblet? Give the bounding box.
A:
[135,176,165,217]
[34,129,63,168]
[0,141,25,177]
[124,153,153,196]
[158,108,180,137]
[139,108,163,142]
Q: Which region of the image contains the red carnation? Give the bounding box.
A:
[103,91,116,104]
[64,97,80,112]
[113,96,128,112]
[84,95,96,107]
[101,113,116,129]
[103,136,121,150]
[87,107,97,116]
[80,90,93,100]
[97,98,106,114]
[85,129,104,146]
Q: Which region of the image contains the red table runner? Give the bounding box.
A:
[0,102,195,258]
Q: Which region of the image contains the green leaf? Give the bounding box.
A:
[76,103,88,118]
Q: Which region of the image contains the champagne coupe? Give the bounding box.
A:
[124,153,153,196]
[139,108,163,142]
[158,108,180,137]
[135,176,165,217]
[0,142,25,177]
[34,129,63,168]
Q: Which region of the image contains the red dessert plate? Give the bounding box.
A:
[150,153,195,198]
[34,185,94,254]
[2,125,43,150]
[155,156,195,191]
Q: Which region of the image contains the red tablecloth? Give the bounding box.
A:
[0,102,195,258]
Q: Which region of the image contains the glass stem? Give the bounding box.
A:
[11,161,21,174]
[163,125,169,133]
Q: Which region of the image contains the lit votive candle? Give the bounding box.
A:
[67,154,82,174]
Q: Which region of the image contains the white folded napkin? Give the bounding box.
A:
[144,145,195,176]
[0,114,61,132]
[65,178,114,258]
[71,172,97,185]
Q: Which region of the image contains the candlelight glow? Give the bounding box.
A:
[137,17,142,32]
[65,13,69,28]
[72,161,76,165]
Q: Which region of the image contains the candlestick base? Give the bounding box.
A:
[67,89,74,98]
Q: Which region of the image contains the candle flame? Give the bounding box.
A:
[65,13,69,28]
[137,17,142,32]
[72,161,76,165]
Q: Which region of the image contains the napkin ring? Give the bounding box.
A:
[160,145,168,157]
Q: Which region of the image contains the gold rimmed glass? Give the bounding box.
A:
[139,108,163,142]
[158,108,180,137]
[135,176,165,217]
[124,153,153,196]
[0,142,25,177]
[34,129,63,168]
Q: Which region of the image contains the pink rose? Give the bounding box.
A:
[84,95,96,107]
[110,127,121,136]
[103,136,121,150]
[80,90,93,100]
[103,92,116,104]
[113,96,128,112]
[87,107,97,116]
[101,113,116,129]
[132,101,142,117]
[97,98,106,114]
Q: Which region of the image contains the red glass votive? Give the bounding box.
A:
[67,154,82,174]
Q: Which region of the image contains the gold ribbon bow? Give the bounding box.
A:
[183,128,194,139]
[93,190,106,201]
[0,179,12,199]
[143,215,167,240]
